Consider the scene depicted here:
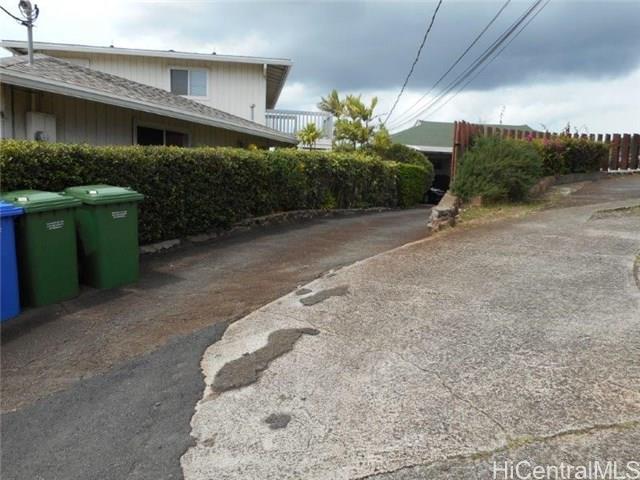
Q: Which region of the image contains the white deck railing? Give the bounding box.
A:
[266,109,334,139]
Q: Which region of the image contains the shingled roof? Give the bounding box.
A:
[0,54,297,144]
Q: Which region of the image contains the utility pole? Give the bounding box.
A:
[1,1,39,64]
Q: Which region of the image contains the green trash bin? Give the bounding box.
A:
[64,185,144,289]
[1,190,82,307]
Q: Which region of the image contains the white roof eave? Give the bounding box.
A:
[405,144,453,154]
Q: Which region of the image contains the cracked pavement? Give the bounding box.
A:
[182,176,640,479]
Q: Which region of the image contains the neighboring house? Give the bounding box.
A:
[0,40,300,147]
[391,120,534,188]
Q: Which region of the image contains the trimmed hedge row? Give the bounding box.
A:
[0,141,430,244]
[533,137,607,176]
[395,163,432,207]
[369,143,435,204]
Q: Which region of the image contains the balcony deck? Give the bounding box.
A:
[266,109,333,149]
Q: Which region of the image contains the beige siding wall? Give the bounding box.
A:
[39,51,267,124]
[1,86,277,148]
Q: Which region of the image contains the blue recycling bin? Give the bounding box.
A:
[1,201,24,322]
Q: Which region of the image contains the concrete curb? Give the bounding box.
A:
[139,207,396,255]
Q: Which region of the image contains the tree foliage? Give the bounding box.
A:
[318,90,379,149]
[297,122,322,150]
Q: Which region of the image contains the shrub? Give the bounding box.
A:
[379,143,429,167]
[367,143,435,200]
[452,136,543,202]
[394,162,431,207]
[0,141,427,244]
[534,137,606,176]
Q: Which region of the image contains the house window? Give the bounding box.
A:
[136,126,189,147]
[170,68,207,97]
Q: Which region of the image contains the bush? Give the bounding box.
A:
[379,143,429,167]
[367,143,435,201]
[0,141,427,244]
[534,137,606,176]
[452,136,543,202]
[394,162,431,207]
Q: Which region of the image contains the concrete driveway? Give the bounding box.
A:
[1,207,432,480]
[181,176,640,479]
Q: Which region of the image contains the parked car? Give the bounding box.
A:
[426,187,446,205]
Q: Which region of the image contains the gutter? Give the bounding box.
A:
[0,40,293,67]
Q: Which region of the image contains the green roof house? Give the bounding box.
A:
[391,120,534,154]
[391,120,534,189]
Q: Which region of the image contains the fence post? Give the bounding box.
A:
[611,134,621,170]
[620,134,631,170]
[452,121,460,180]
[631,134,640,170]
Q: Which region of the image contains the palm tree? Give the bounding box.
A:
[318,90,344,118]
[297,122,322,150]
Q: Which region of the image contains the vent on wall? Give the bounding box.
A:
[26,112,56,142]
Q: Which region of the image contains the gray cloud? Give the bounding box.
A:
[122,1,640,95]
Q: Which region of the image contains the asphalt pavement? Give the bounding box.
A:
[181,176,640,479]
[1,207,432,480]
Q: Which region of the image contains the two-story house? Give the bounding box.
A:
[0,40,308,148]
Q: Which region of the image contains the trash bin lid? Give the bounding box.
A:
[1,190,81,213]
[0,200,24,218]
[64,185,144,205]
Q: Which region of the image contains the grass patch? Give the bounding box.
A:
[458,201,544,225]
[457,182,581,226]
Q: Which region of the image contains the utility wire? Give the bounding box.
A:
[383,0,444,125]
[388,0,544,130]
[390,0,543,129]
[386,0,512,129]
[424,0,551,120]
[393,0,544,127]
[0,4,23,22]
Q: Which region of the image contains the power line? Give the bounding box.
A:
[389,0,543,129]
[388,0,544,131]
[424,0,552,120]
[383,0,444,125]
[386,0,512,129]
[0,4,23,22]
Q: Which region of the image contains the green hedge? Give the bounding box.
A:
[452,136,543,202]
[366,142,435,203]
[394,163,431,207]
[0,141,428,244]
[533,137,607,176]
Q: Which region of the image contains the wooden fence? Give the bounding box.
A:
[451,120,640,179]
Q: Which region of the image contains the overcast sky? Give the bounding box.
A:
[1,0,638,132]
